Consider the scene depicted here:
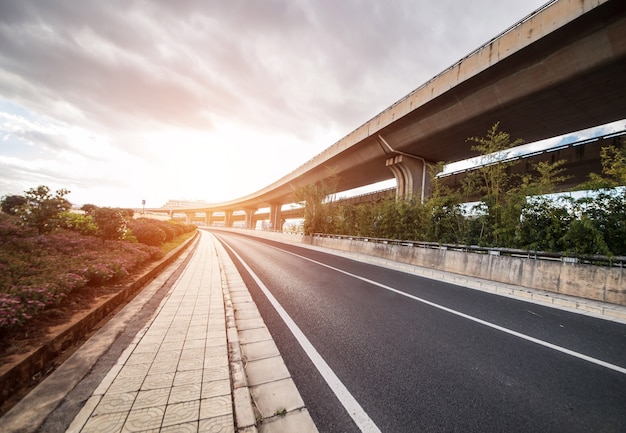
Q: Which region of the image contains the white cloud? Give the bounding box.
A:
[0,0,554,207]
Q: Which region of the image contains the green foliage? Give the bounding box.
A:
[93,207,129,241]
[1,194,27,215]
[14,185,71,234]
[580,143,626,190]
[127,218,195,247]
[58,211,98,236]
[294,171,339,235]
[300,124,626,258]
[80,203,99,215]
[516,196,573,251]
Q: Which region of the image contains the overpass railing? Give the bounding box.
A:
[312,233,626,268]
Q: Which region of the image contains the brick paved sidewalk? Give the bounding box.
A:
[67,231,234,433]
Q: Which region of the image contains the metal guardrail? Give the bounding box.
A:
[312,233,626,268]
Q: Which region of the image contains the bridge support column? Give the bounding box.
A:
[269,204,282,232]
[385,154,431,202]
[244,208,257,230]
[205,211,212,226]
[184,212,193,225]
[224,210,233,228]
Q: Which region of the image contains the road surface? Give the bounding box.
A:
[212,230,626,433]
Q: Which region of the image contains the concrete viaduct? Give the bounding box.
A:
[146,0,626,230]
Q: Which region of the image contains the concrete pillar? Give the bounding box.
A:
[385,154,431,202]
[224,210,233,228]
[185,212,193,225]
[244,208,257,230]
[269,203,282,232]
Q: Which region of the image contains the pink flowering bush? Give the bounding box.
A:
[0,214,168,329]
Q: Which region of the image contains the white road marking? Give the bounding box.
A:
[273,245,626,376]
[220,241,382,433]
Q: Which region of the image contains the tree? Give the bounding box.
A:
[294,171,339,235]
[17,186,71,234]
[1,194,27,215]
[516,196,573,252]
[463,123,524,246]
[81,204,99,216]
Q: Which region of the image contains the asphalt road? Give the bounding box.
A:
[212,230,626,433]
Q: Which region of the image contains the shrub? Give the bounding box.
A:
[59,211,98,236]
[0,225,162,330]
[128,219,166,246]
[127,218,195,247]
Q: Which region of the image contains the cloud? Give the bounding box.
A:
[0,0,552,207]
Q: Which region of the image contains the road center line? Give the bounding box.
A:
[220,240,382,433]
[273,244,626,376]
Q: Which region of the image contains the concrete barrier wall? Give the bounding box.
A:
[309,237,626,306]
[209,229,626,306]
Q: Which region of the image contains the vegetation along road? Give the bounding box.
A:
[213,229,626,433]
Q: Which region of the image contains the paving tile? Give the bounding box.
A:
[250,379,305,418]
[133,388,170,410]
[149,358,179,374]
[163,400,200,427]
[188,325,208,336]
[236,318,265,330]
[134,342,161,353]
[205,344,228,358]
[207,330,226,339]
[204,354,229,369]
[122,406,165,432]
[141,372,175,390]
[125,351,158,365]
[80,411,127,433]
[107,376,145,394]
[169,384,202,404]
[181,347,205,360]
[245,357,290,386]
[161,421,198,433]
[184,338,207,350]
[93,391,137,415]
[238,327,273,345]
[199,414,234,433]
[159,339,185,351]
[179,357,205,371]
[201,379,231,399]
[206,337,226,347]
[203,365,230,381]
[199,396,233,419]
[207,324,225,333]
[117,363,151,378]
[174,369,204,387]
[258,409,318,433]
[241,340,280,362]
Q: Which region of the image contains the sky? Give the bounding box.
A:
[0,0,621,209]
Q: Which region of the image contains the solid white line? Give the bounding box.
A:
[273,245,626,376]
[220,241,382,433]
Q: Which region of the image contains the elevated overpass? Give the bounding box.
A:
[150,0,626,229]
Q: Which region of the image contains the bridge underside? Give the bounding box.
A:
[153,1,626,231]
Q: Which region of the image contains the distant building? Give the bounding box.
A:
[161,199,211,209]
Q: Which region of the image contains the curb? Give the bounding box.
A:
[212,235,319,433]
